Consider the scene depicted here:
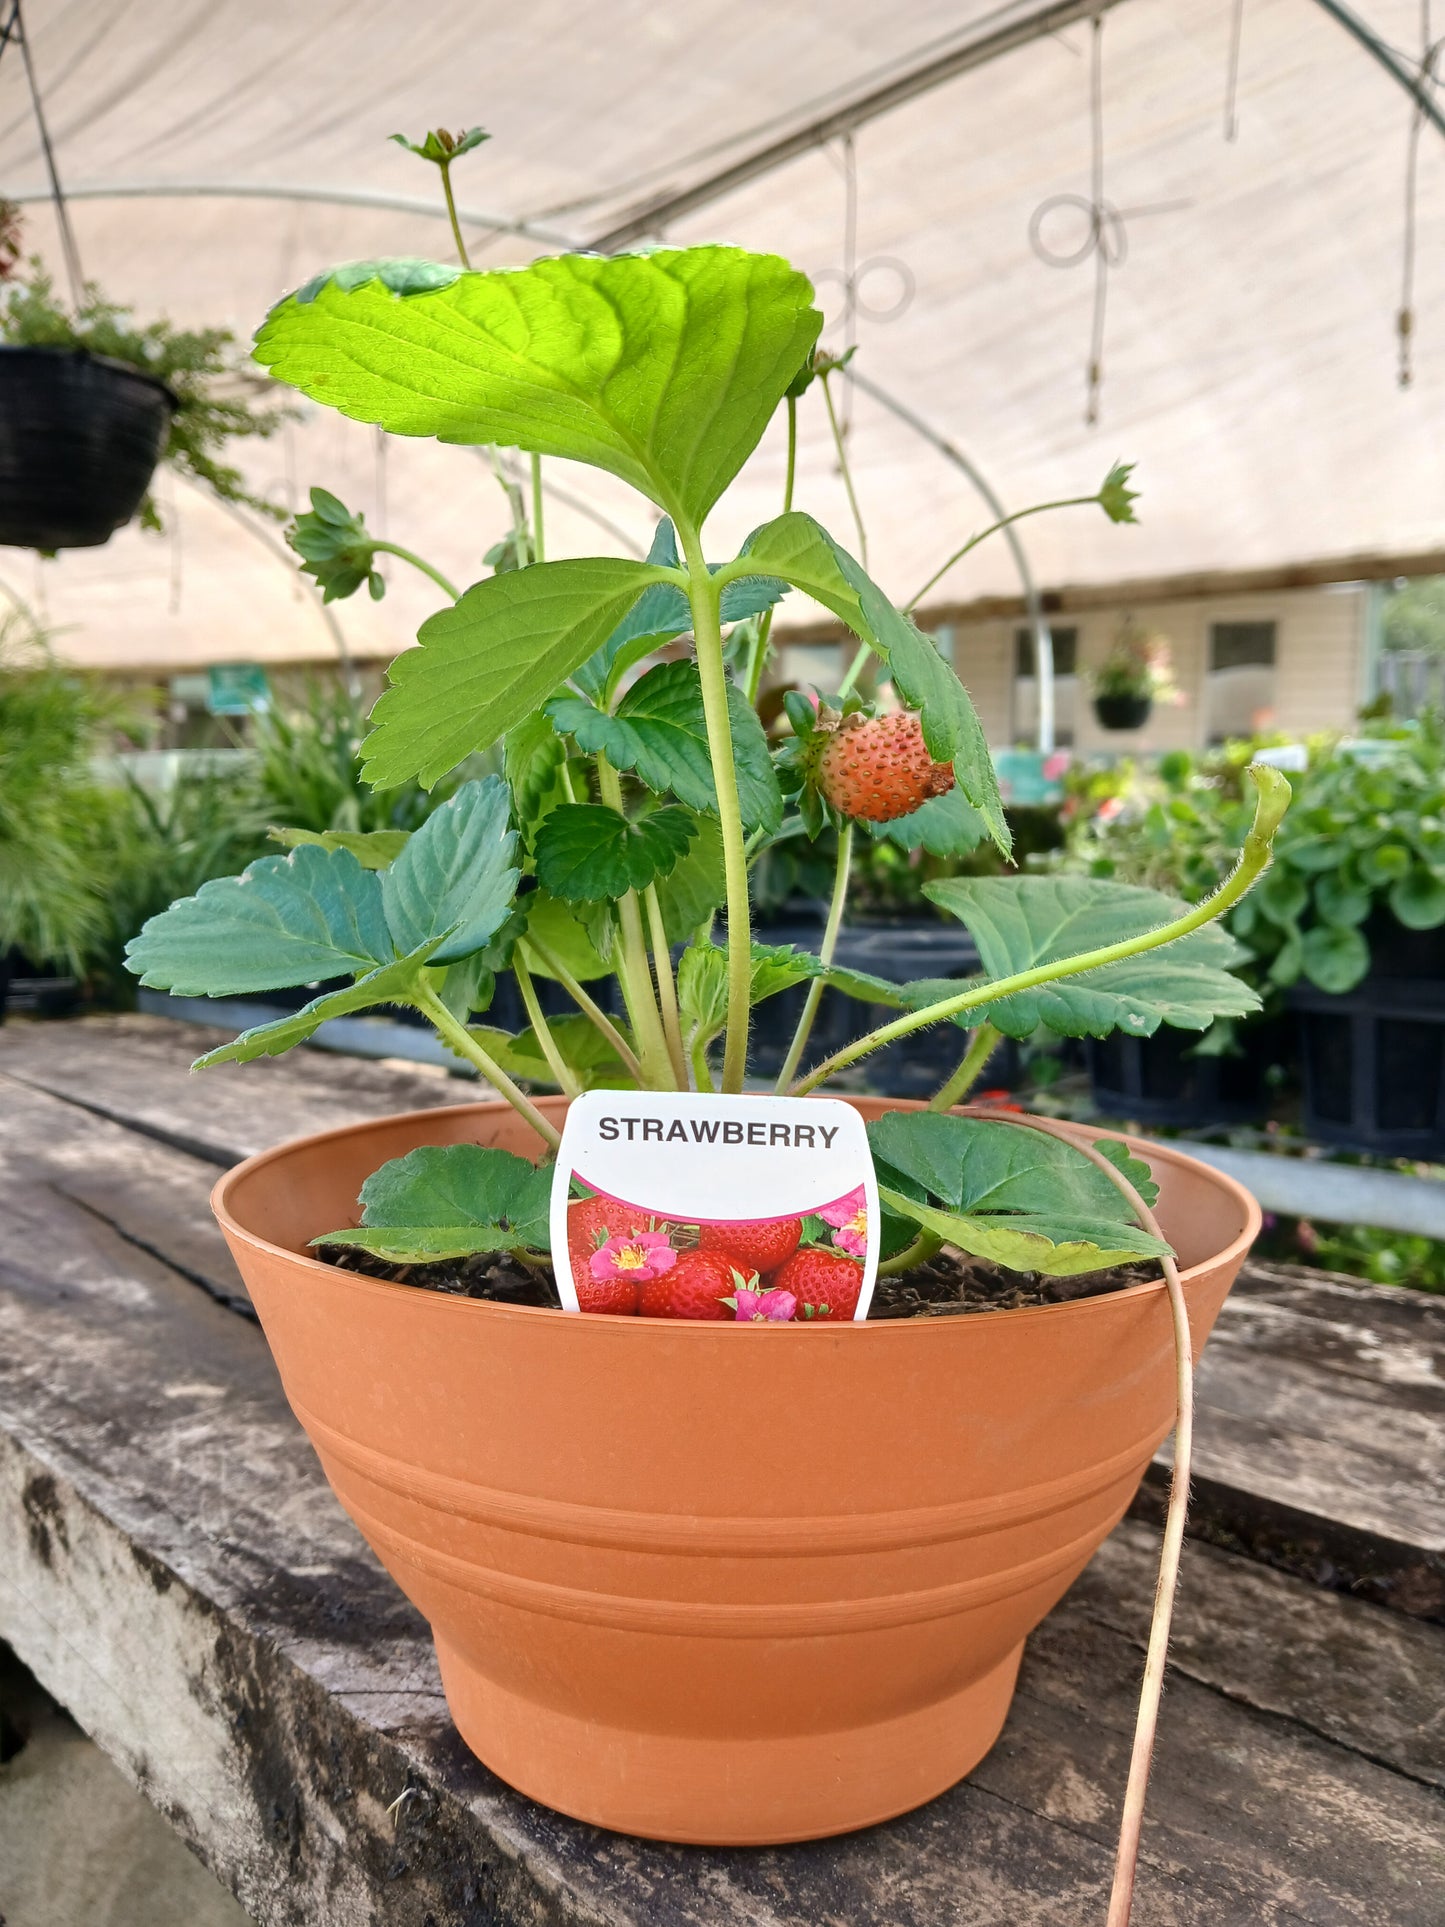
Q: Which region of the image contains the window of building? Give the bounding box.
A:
[1206,621,1276,741]
[1013,626,1078,745]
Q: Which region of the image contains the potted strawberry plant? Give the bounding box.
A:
[124,135,1287,1918]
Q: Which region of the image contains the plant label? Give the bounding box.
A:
[550,1091,880,1322]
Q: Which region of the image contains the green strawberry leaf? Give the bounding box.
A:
[1091,1138,1160,1208]
[193,941,447,1068]
[522,887,615,982]
[125,844,394,996]
[314,1144,552,1262]
[867,1111,1145,1220]
[1312,872,1371,928]
[547,659,782,833]
[362,557,676,790]
[257,248,822,529]
[729,512,1007,852]
[865,782,989,856]
[504,709,569,847]
[468,1014,637,1091]
[380,776,519,964]
[572,518,788,705]
[678,941,825,1048]
[533,803,696,902]
[876,1189,1171,1278]
[653,815,727,940]
[268,826,411,870]
[921,875,1259,1039]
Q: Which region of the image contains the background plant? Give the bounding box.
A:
[0,237,289,530]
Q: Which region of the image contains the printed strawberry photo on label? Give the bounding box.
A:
[549,1093,880,1321]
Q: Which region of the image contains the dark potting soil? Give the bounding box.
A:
[317,1243,1157,1318]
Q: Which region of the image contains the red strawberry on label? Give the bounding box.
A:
[567,1195,645,1275]
[815,710,954,824]
[576,1274,641,1317]
[639,1249,747,1321]
[770,1249,864,1321]
[698,1217,802,1276]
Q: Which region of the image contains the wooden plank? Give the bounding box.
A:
[10,1016,1440,1615]
[0,1012,466,1165]
[0,1069,1442,1925]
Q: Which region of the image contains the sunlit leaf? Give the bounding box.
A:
[314,1144,552,1260]
[381,776,518,963]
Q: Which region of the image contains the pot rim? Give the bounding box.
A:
[212,1095,1261,1337]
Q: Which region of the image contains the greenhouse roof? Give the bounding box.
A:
[1,0,1442,669]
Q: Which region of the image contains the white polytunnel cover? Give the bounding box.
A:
[0,0,1442,671]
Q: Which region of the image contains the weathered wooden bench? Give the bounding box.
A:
[1,1015,1441,1925]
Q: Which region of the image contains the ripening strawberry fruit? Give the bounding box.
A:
[770,1248,864,1321]
[639,1249,747,1320]
[698,1217,802,1276]
[815,710,954,823]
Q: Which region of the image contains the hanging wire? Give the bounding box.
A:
[373,427,389,540]
[1224,0,1247,141]
[1399,2,1444,387]
[0,0,85,305]
[1085,9,1108,424]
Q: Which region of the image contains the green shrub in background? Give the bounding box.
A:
[1059,718,1445,996]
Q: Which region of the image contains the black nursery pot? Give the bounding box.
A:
[0,347,177,550]
[1093,692,1153,731]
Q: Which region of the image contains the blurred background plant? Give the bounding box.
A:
[1087,613,1184,706]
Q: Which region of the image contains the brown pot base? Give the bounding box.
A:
[436,1635,1025,1843]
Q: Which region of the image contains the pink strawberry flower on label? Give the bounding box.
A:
[729,1286,798,1323]
[818,1186,868,1258]
[589,1232,676,1282]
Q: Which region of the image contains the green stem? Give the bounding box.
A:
[876,1230,944,1278]
[791,768,1288,1097]
[439,160,471,268]
[530,454,545,563]
[691,1037,717,1094]
[680,525,753,1093]
[372,541,461,602]
[774,823,852,1092]
[513,953,581,1098]
[835,640,871,702]
[821,371,867,570]
[412,981,561,1150]
[742,394,797,705]
[644,883,689,1087]
[524,939,642,1081]
[783,392,798,513]
[905,494,1101,614]
[596,755,675,1086]
[928,1022,1003,1112]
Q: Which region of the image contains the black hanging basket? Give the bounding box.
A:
[0,345,177,550]
[1093,691,1153,731]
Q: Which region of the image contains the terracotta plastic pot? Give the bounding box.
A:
[214,1096,1259,1845]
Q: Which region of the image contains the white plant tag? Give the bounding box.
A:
[549,1091,879,1322]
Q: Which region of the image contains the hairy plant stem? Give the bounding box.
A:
[876,1229,944,1277]
[372,540,461,602]
[904,494,1102,613]
[680,524,753,1093]
[981,1112,1193,1927]
[691,1038,716,1093]
[439,160,471,269]
[596,754,675,1086]
[523,940,643,1082]
[742,395,800,707]
[774,822,853,1091]
[835,639,871,702]
[790,769,1286,1097]
[644,883,690,1087]
[530,454,545,562]
[928,1022,1003,1111]
[411,981,561,1150]
[512,952,580,1097]
[821,371,867,570]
